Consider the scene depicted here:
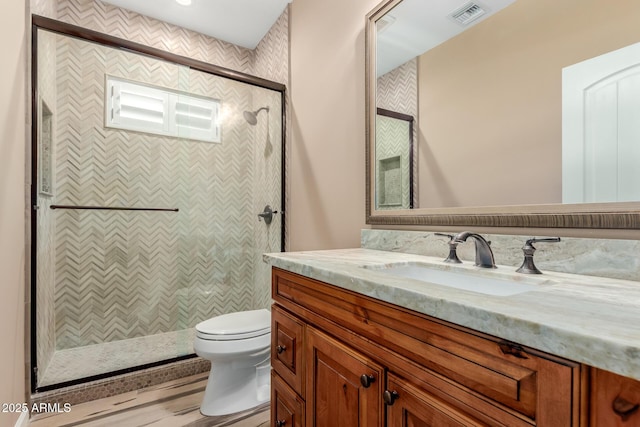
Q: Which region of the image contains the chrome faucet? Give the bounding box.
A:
[453,232,496,268]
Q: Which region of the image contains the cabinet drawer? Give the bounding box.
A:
[272,304,305,397]
[272,268,581,425]
[386,372,488,427]
[591,368,640,426]
[272,371,305,427]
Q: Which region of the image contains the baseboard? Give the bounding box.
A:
[14,411,29,427]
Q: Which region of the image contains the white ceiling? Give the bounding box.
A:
[101,0,291,49]
[377,0,517,76]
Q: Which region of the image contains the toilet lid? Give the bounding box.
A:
[195,309,270,340]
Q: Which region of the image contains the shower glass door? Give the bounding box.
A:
[32,25,284,391]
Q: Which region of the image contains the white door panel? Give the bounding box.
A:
[562,41,640,203]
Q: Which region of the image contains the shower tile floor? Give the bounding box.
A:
[40,329,196,386]
[30,372,270,427]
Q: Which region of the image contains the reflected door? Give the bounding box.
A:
[562,41,640,203]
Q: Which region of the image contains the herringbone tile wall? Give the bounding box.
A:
[52,33,271,350]
[33,0,288,385]
[250,9,288,309]
[32,0,57,19]
[36,30,58,378]
[251,93,283,310]
[252,11,289,85]
[377,59,418,207]
[57,0,252,73]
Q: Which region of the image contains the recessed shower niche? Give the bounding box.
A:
[378,156,402,206]
[31,20,285,391]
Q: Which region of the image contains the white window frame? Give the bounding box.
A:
[105,76,221,143]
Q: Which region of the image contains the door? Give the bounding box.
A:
[305,327,384,427]
[562,41,640,203]
[32,26,285,390]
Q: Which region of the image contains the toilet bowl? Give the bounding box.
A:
[193,309,271,416]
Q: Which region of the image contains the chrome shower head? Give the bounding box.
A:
[243,110,258,125]
[243,106,269,126]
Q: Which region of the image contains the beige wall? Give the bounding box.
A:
[0,0,28,426]
[289,0,378,250]
[418,0,640,208]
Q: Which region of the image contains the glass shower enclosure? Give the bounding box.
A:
[31,18,285,391]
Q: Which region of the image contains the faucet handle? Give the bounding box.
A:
[434,233,454,239]
[516,237,561,274]
[526,237,561,246]
[434,233,462,264]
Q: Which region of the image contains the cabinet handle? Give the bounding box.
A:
[276,420,286,427]
[276,345,286,354]
[613,396,640,421]
[498,341,528,359]
[360,374,376,388]
[383,390,399,406]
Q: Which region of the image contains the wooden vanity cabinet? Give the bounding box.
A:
[271,267,583,426]
[591,368,640,426]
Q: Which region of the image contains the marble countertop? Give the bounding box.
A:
[264,248,640,381]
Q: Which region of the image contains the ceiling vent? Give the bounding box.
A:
[377,14,396,33]
[449,1,487,26]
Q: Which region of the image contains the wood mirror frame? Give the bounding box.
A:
[365,0,640,229]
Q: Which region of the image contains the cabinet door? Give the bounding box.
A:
[385,373,488,427]
[272,305,305,397]
[272,371,305,427]
[591,368,640,427]
[305,327,384,427]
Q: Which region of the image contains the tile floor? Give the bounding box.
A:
[29,373,270,427]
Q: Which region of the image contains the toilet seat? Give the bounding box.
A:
[195,309,270,341]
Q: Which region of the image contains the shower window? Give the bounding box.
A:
[105,76,222,143]
[31,17,285,392]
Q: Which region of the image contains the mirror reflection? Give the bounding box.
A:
[373,0,640,210]
[375,108,415,209]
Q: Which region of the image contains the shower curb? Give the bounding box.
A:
[30,357,210,408]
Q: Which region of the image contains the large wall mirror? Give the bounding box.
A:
[366,0,640,228]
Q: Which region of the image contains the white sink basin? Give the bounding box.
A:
[367,264,547,296]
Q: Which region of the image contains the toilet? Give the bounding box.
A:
[193,309,271,416]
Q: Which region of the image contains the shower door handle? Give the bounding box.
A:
[257,205,278,225]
